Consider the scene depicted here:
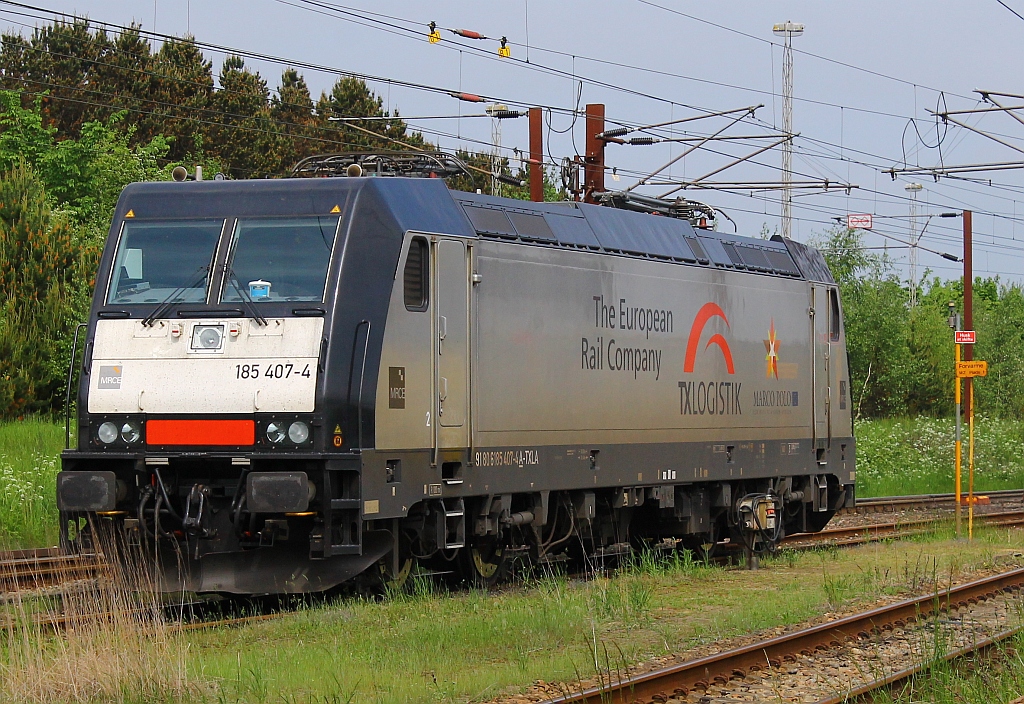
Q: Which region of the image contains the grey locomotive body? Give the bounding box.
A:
[58,176,853,593]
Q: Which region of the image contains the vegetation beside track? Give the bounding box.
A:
[3,503,1024,702]
[0,419,62,548]
[184,526,1024,704]
[855,416,1024,497]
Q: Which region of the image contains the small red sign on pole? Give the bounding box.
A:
[955,330,976,344]
[847,213,873,230]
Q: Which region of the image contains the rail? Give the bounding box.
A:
[851,488,1024,512]
[538,566,1024,704]
[0,549,106,593]
[783,509,1024,548]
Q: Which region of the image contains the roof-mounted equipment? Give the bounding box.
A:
[290,151,472,180]
[595,190,717,227]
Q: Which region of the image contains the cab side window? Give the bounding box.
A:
[828,289,841,341]
[404,238,428,311]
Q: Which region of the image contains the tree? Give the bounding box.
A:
[206,56,282,178]
[0,165,96,417]
[147,36,215,162]
[318,76,423,152]
[0,20,110,138]
[0,92,54,169]
[272,68,327,172]
[818,227,924,417]
[0,90,169,231]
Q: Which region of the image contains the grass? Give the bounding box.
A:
[184,524,1024,704]
[0,516,1023,701]
[0,535,196,703]
[2,415,1024,701]
[0,419,64,548]
[855,415,1024,497]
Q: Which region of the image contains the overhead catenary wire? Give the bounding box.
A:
[634,0,977,102]
[0,12,555,178]
[0,0,735,143]
[6,0,1024,259]
[0,0,972,182]
[275,0,966,124]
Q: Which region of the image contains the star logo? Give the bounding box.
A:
[763,319,780,379]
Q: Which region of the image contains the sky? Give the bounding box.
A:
[7,0,1024,284]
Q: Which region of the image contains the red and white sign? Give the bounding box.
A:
[955,330,976,344]
[847,213,873,230]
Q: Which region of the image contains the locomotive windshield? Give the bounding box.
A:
[106,220,224,304]
[221,216,339,303]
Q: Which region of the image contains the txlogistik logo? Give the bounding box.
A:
[678,302,741,415]
[678,380,741,415]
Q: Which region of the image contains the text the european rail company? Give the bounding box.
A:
[582,295,671,380]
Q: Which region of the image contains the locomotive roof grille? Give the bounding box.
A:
[457,193,807,280]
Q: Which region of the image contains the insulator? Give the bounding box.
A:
[600,127,629,138]
[489,110,523,119]
[449,91,485,103]
[629,137,656,146]
[496,173,525,187]
[454,29,486,39]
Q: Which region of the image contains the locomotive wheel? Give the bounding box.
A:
[373,530,414,593]
[377,555,414,592]
[462,536,508,588]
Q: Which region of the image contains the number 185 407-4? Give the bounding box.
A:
[235,363,311,379]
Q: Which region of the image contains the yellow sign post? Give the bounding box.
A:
[954,341,962,537]
[954,353,986,539]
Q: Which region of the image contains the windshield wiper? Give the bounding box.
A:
[225,268,268,327]
[142,266,209,327]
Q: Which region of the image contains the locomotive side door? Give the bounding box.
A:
[811,283,831,447]
[432,238,470,452]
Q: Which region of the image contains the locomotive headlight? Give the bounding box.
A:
[288,421,310,444]
[97,421,119,444]
[266,422,287,444]
[120,421,142,444]
[190,324,225,352]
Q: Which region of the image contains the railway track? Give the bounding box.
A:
[847,488,1024,514]
[3,495,1024,634]
[0,547,107,592]
[783,508,1024,548]
[537,566,1024,704]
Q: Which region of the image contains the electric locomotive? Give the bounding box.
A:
[58,157,855,593]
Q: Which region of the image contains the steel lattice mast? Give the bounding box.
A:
[906,182,923,307]
[773,21,803,239]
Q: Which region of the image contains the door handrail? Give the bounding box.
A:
[346,320,372,450]
[63,323,88,450]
